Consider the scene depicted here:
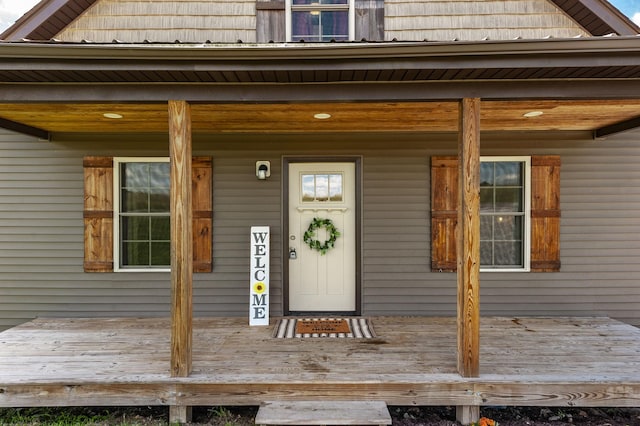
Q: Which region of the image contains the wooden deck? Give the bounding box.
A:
[1,316,640,408]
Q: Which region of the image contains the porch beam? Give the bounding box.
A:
[456,98,481,378]
[168,100,193,379]
[2,81,640,103]
[594,116,640,139]
[0,117,49,140]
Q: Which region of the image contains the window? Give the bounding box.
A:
[114,158,170,271]
[480,157,531,271]
[287,0,354,41]
[302,173,343,202]
[83,156,213,273]
[430,155,558,273]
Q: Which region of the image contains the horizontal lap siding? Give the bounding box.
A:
[0,133,175,330]
[478,136,640,326]
[363,153,455,315]
[384,0,589,41]
[2,131,640,329]
[0,133,284,329]
[357,136,640,326]
[200,154,282,317]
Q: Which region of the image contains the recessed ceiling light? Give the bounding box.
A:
[103,113,123,119]
[314,113,331,120]
[523,111,544,118]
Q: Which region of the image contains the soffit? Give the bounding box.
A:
[0,37,639,84]
[549,0,639,35]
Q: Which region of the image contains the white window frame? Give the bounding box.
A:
[285,0,355,42]
[113,157,171,273]
[479,156,531,273]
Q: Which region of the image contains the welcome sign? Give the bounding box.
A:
[250,226,270,326]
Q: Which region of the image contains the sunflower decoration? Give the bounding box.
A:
[303,217,340,255]
[253,282,266,294]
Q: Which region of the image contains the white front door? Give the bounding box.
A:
[288,162,356,312]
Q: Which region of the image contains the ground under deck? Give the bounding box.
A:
[1,316,640,408]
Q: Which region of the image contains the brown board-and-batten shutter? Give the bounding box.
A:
[355,0,384,41]
[83,156,213,273]
[431,156,458,272]
[530,155,561,272]
[256,0,285,42]
[192,157,213,273]
[84,156,114,272]
[430,155,561,272]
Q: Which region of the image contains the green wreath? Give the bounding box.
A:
[303,217,341,255]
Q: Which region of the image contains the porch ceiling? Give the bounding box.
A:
[1,99,639,134]
[0,38,639,137]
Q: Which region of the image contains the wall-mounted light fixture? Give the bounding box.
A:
[256,161,270,180]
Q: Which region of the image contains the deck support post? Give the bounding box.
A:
[456,98,481,424]
[456,405,480,425]
[170,406,193,424]
[168,100,193,422]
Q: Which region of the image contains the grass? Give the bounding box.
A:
[0,407,168,426]
[0,406,258,426]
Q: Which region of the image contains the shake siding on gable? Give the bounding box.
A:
[51,0,589,43]
[1,130,640,330]
[384,0,590,41]
[56,0,257,43]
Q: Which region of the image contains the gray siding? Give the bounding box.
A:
[1,130,640,330]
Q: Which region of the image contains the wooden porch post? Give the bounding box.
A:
[456,98,481,425]
[168,100,193,423]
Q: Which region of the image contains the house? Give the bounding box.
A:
[1,0,640,424]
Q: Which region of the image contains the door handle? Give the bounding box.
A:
[289,247,297,260]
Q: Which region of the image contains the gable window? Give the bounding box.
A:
[114,158,171,271]
[431,155,560,273]
[480,157,530,271]
[287,0,355,41]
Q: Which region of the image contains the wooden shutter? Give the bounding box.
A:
[83,156,114,272]
[355,0,384,41]
[83,156,214,273]
[256,0,285,42]
[431,156,458,272]
[430,155,561,272]
[192,157,213,273]
[530,155,561,272]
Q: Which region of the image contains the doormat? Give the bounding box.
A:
[273,317,376,338]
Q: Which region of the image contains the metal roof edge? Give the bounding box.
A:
[0,36,639,61]
[0,0,68,40]
[574,0,640,35]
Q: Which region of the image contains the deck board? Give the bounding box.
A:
[1,316,640,408]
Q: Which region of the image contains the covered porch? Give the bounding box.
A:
[1,37,640,424]
[1,316,640,418]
